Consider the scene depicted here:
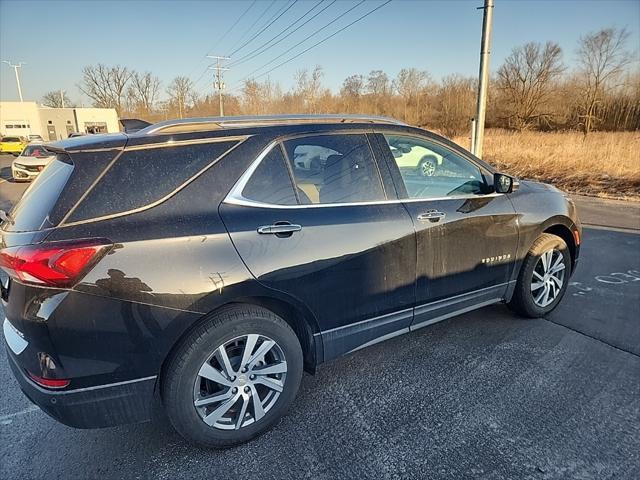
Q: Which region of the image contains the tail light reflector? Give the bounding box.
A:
[0,239,111,288]
[27,371,71,389]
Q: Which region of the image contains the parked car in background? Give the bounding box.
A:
[27,135,44,143]
[0,136,27,156]
[0,114,581,449]
[11,144,56,181]
[390,137,443,176]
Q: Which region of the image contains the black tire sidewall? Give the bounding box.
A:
[511,234,571,318]
[162,308,303,448]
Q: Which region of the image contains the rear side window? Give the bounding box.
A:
[242,146,297,205]
[68,140,238,222]
[5,157,74,232]
[282,134,386,204]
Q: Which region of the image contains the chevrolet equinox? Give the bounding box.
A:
[0,115,581,448]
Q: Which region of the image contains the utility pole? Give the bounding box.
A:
[60,90,65,108]
[2,60,26,102]
[472,0,494,158]
[207,55,230,117]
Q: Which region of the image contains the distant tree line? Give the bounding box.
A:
[43,27,639,136]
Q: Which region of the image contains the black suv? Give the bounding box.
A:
[1,115,581,447]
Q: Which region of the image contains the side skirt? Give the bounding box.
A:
[319,282,513,362]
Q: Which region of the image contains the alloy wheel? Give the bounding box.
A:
[531,248,566,308]
[420,158,436,177]
[193,334,287,430]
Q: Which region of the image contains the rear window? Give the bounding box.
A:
[68,140,239,222]
[5,157,74,232]
[2,137,21,143]
[22,145,51,157]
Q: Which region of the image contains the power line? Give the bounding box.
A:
[185,1,257,85]
[225,0,278,55]
[228,0,336,68]
[207,0,257,56]
[229,0,299,58]
[229,0,369,90]
[231,0,392,93]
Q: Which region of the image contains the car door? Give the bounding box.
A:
[374,131,519,329]
[219,132,416,360]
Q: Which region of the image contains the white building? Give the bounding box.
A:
[0,102,120,141]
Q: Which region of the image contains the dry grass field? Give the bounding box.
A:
[453,130,640,200]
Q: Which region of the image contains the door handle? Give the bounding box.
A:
[257,223,302,235]
[417,210,446,223]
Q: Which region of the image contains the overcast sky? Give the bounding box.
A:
[1,0,638,105]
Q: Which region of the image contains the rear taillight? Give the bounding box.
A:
[27,371,71,389]
[0,239,112,288]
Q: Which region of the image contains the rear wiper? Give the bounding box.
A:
[0,209,15,225]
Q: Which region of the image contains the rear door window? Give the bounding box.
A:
[282,134,386,204]
[5,156,74,232]
[241,146,297,205]
[68,140,239,222]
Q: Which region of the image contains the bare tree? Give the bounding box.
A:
[340,74,365,112]
[127,72,160,115]
[79,64,132,114]
[433,75,476,137]
[394,68,430,124]
[366,70,391,114]
[576,27,631,135]
[497,42,565,130]
[42,90,71,108]
[166,76,194,118]
[295,66,325,113]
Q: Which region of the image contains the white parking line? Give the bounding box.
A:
[0,405,40,425]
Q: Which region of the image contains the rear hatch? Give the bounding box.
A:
[1,135,127,302]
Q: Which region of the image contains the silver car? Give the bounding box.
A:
[11,144,55,181]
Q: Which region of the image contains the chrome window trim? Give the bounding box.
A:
[58,136,249,228]
[224,133,503,209]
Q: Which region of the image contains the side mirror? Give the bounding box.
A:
[493,173,518,194]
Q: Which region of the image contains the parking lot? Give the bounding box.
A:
[0,153,639,480]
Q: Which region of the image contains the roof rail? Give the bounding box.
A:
[137,114,406,135]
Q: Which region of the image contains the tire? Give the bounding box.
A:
[509,233,571,318]
[162,305,303,448]
[418,155,438,177]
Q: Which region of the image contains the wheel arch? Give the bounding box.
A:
[158,295,322,392]
[543,222,577,272]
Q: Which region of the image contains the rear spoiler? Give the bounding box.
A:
[119,118,152,133]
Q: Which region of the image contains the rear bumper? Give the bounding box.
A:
[7,349,156,429]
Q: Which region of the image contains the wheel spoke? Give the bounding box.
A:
[216,345,235,379]
[534,284,547,304]
[203,394,239,426]
[250,385,266,421]
[240,334,259,369]
[252,361,287,376]
[253,376,284,392]
[550,274,563,288]
[549,262,565,275]
[541,284,551,306]
[540,251,549,271]
[531,281,545,291]
[194,390,233,407]
[247,340,275,369]
[532,271,544,281]
[198,362,232,386]
[235,395,250,430]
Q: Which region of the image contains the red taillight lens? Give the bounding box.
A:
[27,371,71,389]
[0,239,111,287]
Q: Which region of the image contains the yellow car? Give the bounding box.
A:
[0,136,27,156]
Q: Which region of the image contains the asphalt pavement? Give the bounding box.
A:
[0,153,639,480]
